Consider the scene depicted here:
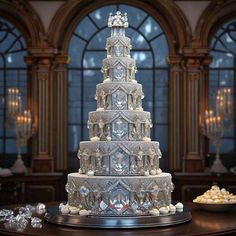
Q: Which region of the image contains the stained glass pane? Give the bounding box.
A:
[68,36,86,67]
[87,28,110,49]
[0,17,27,155]
[90,5,117,28]
[210,51,234,68]
[0,139,3,153]
[83,69,101,123]
[68,125,81,152]
[0,117,3,136]
[155,125,168,152]
[209,139,234,154]
[131,51,153,68]
[136,70,153,113]
[74,17,97,40]
[119,5,147,27]
[151,35,168,66]
[209,18,236,159]
[5,139,17,153]
[83,52,105,68]
[139,16,163,40]
[125,28,149,49]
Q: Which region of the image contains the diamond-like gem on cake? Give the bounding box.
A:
[131,201,139,211]
[79,186,90,197]
[113,64,125,81]
[143,200,151,209]
[110,150,129,174]
[112,89,127,110]
[109,186,129,213]
[112,118,128,139]
[113,43,123,56]
[100,201,108,210]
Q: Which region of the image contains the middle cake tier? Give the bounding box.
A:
[88,110,152,141]
[79,141,162,176]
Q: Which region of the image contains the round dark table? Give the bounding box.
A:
[0,202,236,236]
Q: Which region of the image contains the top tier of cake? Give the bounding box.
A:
[101,12,137,84]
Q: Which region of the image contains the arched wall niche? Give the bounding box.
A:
[196,0,236,47]
[190,0,236,173]
[0,0,45,47]
[48,0,191,55]
[0,0,56,173]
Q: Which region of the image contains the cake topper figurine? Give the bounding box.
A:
[108,11,128,28]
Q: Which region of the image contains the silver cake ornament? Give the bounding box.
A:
[108,11,128,28]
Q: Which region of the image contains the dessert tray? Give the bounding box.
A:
[194,202,236,212]
[45,204,191,229]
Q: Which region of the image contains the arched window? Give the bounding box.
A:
[68,4,169,169]
[0,18,27,156]
[209,18,236,164]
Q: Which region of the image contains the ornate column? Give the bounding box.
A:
[182,45,211,172]
[25,48,55,172]
[54,55,70,171]
[168,55,184,171]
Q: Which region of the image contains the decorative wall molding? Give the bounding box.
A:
[181,48,212,172]
[196,0,236,46]
[168,55,183,171]
[0,0,45,47]
[25,49,56,172]
[54,55,70,171]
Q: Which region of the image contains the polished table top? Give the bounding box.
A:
[0,202,236,236]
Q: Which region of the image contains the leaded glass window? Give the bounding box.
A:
[209,19,236,165]
[68,4,169,169]
[0,18,27,155]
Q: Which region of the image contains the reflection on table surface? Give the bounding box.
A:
[0,203,236,236]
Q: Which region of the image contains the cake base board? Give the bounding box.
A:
[45,205,191,228]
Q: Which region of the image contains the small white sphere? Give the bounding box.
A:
[96,108,104,111]
[159,207,169,215]
[150,170,156,175]
[149,209,160,216]
[90,136,100,141]
[60,206,70,214]
[69,206,80,214]
[175,202,184,209]
[87,170,94,176]
[79,209,91,216]
[169,204,176,212]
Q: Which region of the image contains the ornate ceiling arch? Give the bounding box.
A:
[48,0,191,55]
[0,0,45,47]
[195,0,236,47]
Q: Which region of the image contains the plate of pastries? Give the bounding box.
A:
[193,185,236,212]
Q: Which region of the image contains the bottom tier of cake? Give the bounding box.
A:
[66,173,174,216]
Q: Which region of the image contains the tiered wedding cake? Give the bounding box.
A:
[65,11,174,216]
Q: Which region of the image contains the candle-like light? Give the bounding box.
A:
[216,87,233,117]
[7,87,22,118]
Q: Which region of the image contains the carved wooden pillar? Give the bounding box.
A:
[26,49,55,172]
[168,55,184,171]
[54,55,70,171]
[182,47,211,172]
